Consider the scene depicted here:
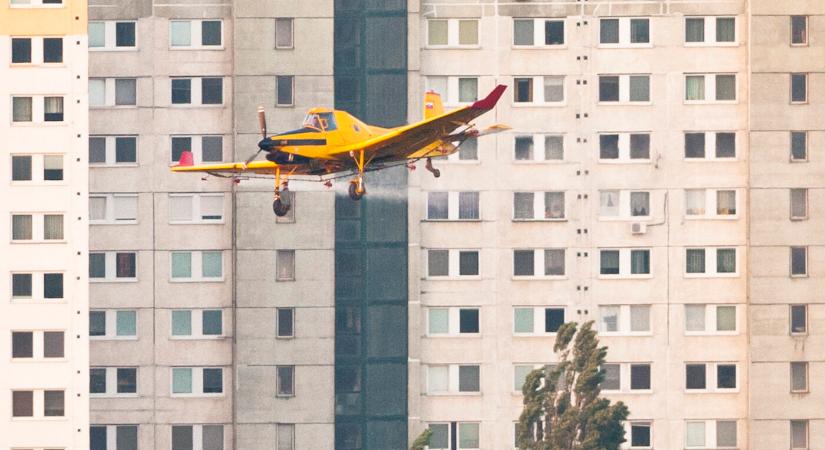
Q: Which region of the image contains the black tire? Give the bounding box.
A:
[348,181,365,201]
[432,168,441,178]
[273,198,291,217]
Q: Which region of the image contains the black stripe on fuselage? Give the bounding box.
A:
[276,139,327,146]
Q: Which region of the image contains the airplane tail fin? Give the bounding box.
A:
[423,90,445,120]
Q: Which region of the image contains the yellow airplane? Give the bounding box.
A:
[172,85,509,216]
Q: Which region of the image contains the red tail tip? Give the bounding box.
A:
[178,150,194,167]
[471,84,508,110]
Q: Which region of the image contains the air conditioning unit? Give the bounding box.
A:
[630,222,647,235]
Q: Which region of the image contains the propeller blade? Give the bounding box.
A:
[244,148,263,166]
[257,106,267,139]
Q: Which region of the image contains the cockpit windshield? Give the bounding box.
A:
[302,112,338,131]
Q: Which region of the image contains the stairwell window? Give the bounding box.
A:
[275,18,294,49]
[791,16,808,45]
[791,73,807,103]
[790,188,808,219]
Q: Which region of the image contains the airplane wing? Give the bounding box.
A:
[326,84,508,161]
[170,151,309,175]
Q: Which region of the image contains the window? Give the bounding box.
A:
[275,18,294,49]
[790,131,807,161]
[513,364,541,392]
[789,188,807,219]
[427,307,480,336]
[513,134,564,162]
[10,272,63,301]
[171,309,223,338]
[598,190,655,219]
[44,390,64,416]
[428,422,479,450]
[88,78,138,107]
[427,19,479,47]
[89,21,137,50]
[89,367,138,396]
[685,363,737,391]
[791,362,808,393]
[513,307,565,335]
[44,96,63,121]
[513,18,565,46]
[791,73,807,103]
[684,247,737,276]
[277,424,295,450]
[202,77,223,104]
[276,250,296,281]
[596,133,652,161]
[599,363,651,392]
[684,132,736,160]
[170,251,222,281]
[277,365,295,396]
[599,305,650,333]
[277,308,294,338]
[685,189,738,218]
[426,249,479,278]
[599,17,650,46]
[598,74,649,103]
[90,310,137,339]
[790,305,807,334]
[11,37,31,63]
[512,191,565,220]
[171,425,225,450]
[685,16,736,44]
[11,155,32,181]
[12,331,33,358]
[10,154,63,182]
[791,16,808,45]
[513,249,566,277]
[89,194,138,224]
[512,76,564,104]
[426,191,480,220]
[684,74,736,102]
[275,75,294,106]
[790,246,808,277]
[426,364,480,394]
[630,423,652,448]
[89,136,138,165]
[171,77,223,105]
[12,391,34,417]
[90,425,139,450]
[791,420,808,449]
[172,367,224,396]
[685,304,737,333]
[10,213,63,241]
[425,76,479,104]
[12,96,32,122]
[168,193,224,224]
[170,19,223,48]
[170,135,223,163]
[89,251,137,281]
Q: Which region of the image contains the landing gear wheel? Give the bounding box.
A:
[348,180,365,201]
[432,168,441,178]
[273,196,291,217]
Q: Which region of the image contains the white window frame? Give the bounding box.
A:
[427,422,480,450]
[425,76,479,106]
[512,134,565,163]
[597,74,651,105]
[9,0,64,8]
[426,306,481,337]
[684,73,738,104]
[684,16,738,46]
[597,132,653,163]
[684,363,739,393]
[425,249,481,279]
[89,20,138,51]
[598,305,652,335]
[168,193,225,224]
[790,361,809,393]
[88,135,139,167]
[512,18,567,48]
[10,271,64,302]
[89,367,138,398]
[10,212,65,243]
[425,18,480,48]
[598,17,652,48]
[598,248,652,278]
[600,362,653,393]
[10,95,66,125]
[512,75,566,106]
[170,309,224,339]
[10,389,65,420]
[89,251,138,282]
[598,190,653,220]
[684,304,739,335]
[683,189,739,219]
[89,78,138,108]
[89,309,138,340]
[169,135,224,164]
[170,367,225,397]
[89,194,138,224]
[790,188,808,220]
[424,191,481,221]
[790,420,809,450]
[170,424,226,450]
[512,306,567,335]
[439,137,479,163]
[169,250,224,282]
[169,77,224,106]
[169,19,224,50]
[685,420,739,449]
[512,192,566,221]
[10,329,65,361]
[683,247,739,278]
[625,421,653,449]
[682,131,737,161]
[790,246,808,278]
[424,364,481,395]
[274,17,294,49]
[512,248,567,279]
[9,153,65,184]
[89,425,139,450]
[9,36,64,66]
[513,363,544,393]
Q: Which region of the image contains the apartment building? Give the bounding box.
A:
[1,0,89,449]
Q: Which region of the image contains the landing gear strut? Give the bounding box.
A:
[425,157,441,178]
[272,167,292,217]
[348,150,367,201]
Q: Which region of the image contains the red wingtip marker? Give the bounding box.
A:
[178,150,194,167]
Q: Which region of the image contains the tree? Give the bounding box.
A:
[516,321,629,450]
[410,428,433,450]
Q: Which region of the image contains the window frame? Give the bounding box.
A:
[683,247,739,277]
[684,304,739,335]
[169,250,224,282]
[512,75,566,106]
[597,304,652,335]
[512,18,566,48]
[425,363,482,395]
[170,309,224,339]
[683,73,737,104]
[170,367,225,397]
[598,17,652,48]
[599,362,653,393]
[89,193,139,225]
[598,248,652,278]
[684,362,739,393]
[512,248,567,279]
[425,248,481,279]
[89,20,138,51]
[790,73,808,104]
[790,304,808,335]
[89,366,139,398]
[169,19,225,50]
[89,251,138,282]
[683,16,738,46]
[168,193,225,224]
[10,153,67,184]
[89,135,139,167]
[512,134,565,163]
[274,18,294,49]
[512,191,566,221]
[597,74,651,104]
[682,131,738,161]
[426,306,481,337]
[425,191,481,221]
[426,18,480,48]
[683,188,739,219]
[790,15,808,46]
[89,309,138,340]
[512,306,566,335]
[790,361,809,393]
[169,77,224,107]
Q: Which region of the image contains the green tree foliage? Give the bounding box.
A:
[410,428,433,450]
[516,321,629,450]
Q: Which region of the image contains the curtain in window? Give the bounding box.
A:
[89,79,106,106]
[426,76,447,97]
[686,249,706,273]
[110,251,133,276]
[630,19,649,43]
[201,251,222,278]
[514,19,534,45]
[791,363,807,392]
[544,249,565,275]
[276,75,293,106]
[716,190,736,215]
[685,18,705,42]
[428,20,448,45]
[716,306,736,331]
[545,135,563,160]
[113,196,137,221]
[717,249,736,273]
[172,368,192,393]
[543,76,564,102]
[715,75,736,101]
[44,96,63,121]
[791,421,808,448]
[514,308,534,333]
[685,305,705,331]
[43,155,63,181]
[630,192,650,216]
[685,76,705,100]
[201,136,223,162]
[90,197,107,221]
[43,214,63,240]
[600,306,620,332]
[202,425,224,450]
[458,423,480,449]
[115,79,137,105]
[89,22,105,47]
[458,366,480,391]
[200,195,223,220]
[428,309,448,334]
[629,76,649,101]
[427,366,448,392]
[171,252,192,278]
[544,192,564,219]
[513,192,534,220]
[170,21,191,46]
[716,18,735,42]
[600,191,619,216]
[12,97,32,122]
[514,136,534,160]
[458,20,478,45]
[171,310,192,335]
[11,214,32,240]
[630,305,650,331]
[686,422,706,447]
[791,189,807,218]
[630,250,650,274]
[458,192,479,220]
[459,138,477,160]
[458,78,478,103]
[427,192,448,219]
[276,250,295,280]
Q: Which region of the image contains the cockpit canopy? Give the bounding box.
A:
[302,111,338,132]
